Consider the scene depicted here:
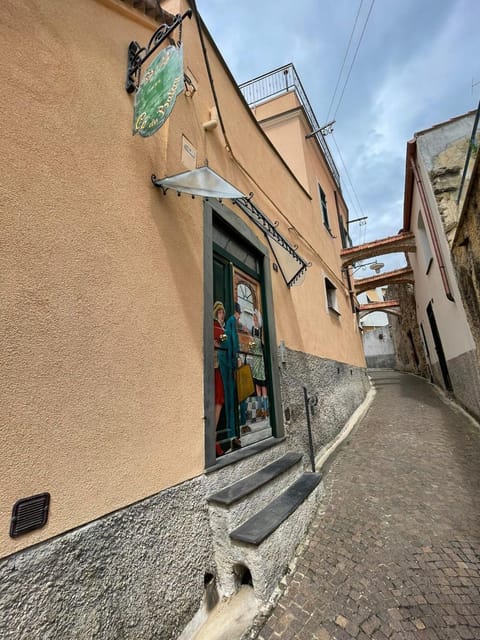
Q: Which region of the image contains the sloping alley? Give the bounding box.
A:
[253,370,480,640]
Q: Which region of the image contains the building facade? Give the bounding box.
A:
[0,1,369,637]
[402,111,480,418]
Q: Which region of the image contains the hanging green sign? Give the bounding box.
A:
[133,45,184,137]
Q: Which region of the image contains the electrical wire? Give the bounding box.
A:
[323,0,375,246]
[332,0,375,120]
[331,133,368,247]
[325,0,365,123]
[331,134,366,217]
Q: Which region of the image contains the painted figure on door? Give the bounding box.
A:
[225,303,242,450]
[251,310,268,419]
[213,301,229,456]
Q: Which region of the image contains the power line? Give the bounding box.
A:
[332,0,376,120]
[332,133,366,216]
[325,0,365,123]
[331,133,368,246]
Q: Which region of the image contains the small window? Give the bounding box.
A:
[325,277,340,315]
[338,216,352,248]
[318,185,331,232]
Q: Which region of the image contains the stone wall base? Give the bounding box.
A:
[0,349,370,639]
[366,354,396,369]
[278,346,371,457]
[438,349,480,420]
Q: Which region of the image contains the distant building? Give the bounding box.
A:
[402,109,480,417]
[358,288,389,329]
[358,287,394,368]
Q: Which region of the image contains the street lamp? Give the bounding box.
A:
[353,260,384,274]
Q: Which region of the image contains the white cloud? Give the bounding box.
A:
[196,0,480,254]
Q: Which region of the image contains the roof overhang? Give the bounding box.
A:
[151,166,246,199]
[402,139,417,232]
[151,167,309,288]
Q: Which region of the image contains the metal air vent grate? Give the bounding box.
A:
[10,493,50,538]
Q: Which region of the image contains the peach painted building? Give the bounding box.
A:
[0,1,368,637]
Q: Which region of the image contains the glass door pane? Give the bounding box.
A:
[233,267,272,448]
[212,256,273,458]
[213,256,272,457]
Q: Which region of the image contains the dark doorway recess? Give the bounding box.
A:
[426,302,453,392]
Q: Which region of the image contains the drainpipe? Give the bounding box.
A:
[335,190,356,312]
[344,265,356,312]
[409,157,454,302]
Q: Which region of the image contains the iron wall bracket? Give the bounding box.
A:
[233,197,309,287]
[125,9,192,94]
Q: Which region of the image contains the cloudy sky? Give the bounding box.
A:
[196,0,479,271]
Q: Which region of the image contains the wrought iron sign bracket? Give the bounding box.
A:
[233,197,309,287]
[125,9,192,94]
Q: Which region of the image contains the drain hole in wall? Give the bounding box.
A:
[233,564,253,589]
[203,572,219,611]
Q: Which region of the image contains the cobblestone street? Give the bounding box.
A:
[257,370,480,640]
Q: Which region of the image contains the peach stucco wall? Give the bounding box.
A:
[1,0,364,556]
[250,94,358,363]
[1,0,210,556]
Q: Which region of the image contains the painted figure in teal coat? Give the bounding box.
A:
[224,303,242,446]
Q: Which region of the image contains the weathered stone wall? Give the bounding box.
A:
[365,353,396,369]
[452,153,480,383]
[416,112,476,248]
[385,283,430,378]
[278,346,371,455]
[446,349,480,420]
[429,138,469,246]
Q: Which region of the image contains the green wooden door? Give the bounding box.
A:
[212,246,273,457]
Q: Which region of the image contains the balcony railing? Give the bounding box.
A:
[239,64,341,189]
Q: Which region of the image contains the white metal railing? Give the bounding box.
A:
[239,64,341,189]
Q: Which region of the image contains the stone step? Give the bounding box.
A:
[207,452,303,507]
[229,472,322,546]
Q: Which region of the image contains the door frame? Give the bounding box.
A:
[426,301,453,392]
[203,199,284,468]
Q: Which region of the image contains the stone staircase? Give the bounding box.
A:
[207,451,322,603]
